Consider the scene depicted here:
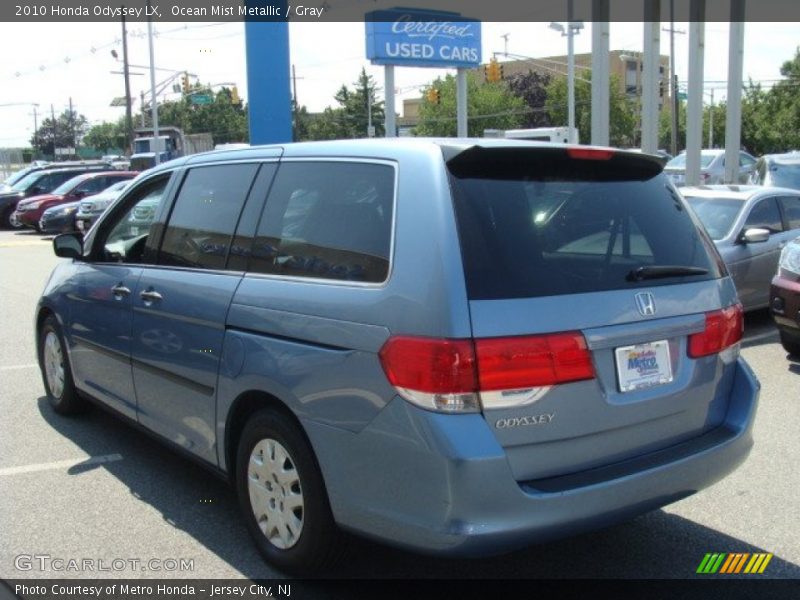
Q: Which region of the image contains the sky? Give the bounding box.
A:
[0,20,797,147]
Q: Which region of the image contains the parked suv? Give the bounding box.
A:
[38,140,759,572]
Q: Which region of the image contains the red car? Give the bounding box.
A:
[14,171,137,231]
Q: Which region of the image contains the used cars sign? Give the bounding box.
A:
[365,9,482,68]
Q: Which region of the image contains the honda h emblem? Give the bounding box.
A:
[635,292,656,316]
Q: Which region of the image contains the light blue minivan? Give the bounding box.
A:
[37,139,759,572]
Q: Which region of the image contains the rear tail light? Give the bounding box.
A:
[687,304,744,358]
[378,332,594,413]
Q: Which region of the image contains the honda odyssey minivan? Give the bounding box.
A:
[37,139,759,572]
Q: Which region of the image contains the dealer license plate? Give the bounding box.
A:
[615,340,673,393]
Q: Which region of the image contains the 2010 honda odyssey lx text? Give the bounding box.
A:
[37,139,759,572]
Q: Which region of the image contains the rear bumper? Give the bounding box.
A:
[306,357,759,556]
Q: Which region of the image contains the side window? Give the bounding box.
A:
[76,177,108,195]
[744,198,783,233]
[101,177,169,264]
[779,196,800,231]
[249,161,395,283]
[158,164,259,270]
[740,154,756,168]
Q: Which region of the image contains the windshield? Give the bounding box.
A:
[685,197,744,240]
[770,163,800,189]
[10,171,44,192]
[5,167,36,187]
[447,147,721,300]
[51,175,87,196]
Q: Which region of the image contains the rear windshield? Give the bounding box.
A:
[666,153,716,169]
[447,147,722,300]
[770,162,800,189]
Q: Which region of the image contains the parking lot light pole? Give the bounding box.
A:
[146,0,160,165]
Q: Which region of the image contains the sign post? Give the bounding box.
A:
[366,9,482,138]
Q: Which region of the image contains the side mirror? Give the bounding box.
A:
[741,227,770,244]
[72,190,87,199]
[53,232,83,259]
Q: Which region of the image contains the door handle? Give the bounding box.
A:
[139,289,163,303]
[111,284,131,298]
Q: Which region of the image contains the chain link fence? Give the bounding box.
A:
[0,148,25,181]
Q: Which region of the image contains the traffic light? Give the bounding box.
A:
[426,88,441,105]
[231,86,241,105]
[181,72,190,95]
[484,58,503,83]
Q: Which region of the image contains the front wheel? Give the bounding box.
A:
[38,314,86,414]
[3,207,23,229]
[235,408,343,574]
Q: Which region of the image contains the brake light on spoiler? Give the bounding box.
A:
[379,332,594,413]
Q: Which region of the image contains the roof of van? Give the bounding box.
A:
[146,138,664,175]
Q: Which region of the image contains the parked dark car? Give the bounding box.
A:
[38,140,758,573]
[770,236,800,355]
[0,165,112,229]
[750,152,800,190]
[14,171,137,231]
[682,185,800,310]
[38,200,82,234]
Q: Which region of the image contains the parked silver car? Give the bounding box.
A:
[749,152,800,190]
[665,150,756,186]
[683,185,800,310]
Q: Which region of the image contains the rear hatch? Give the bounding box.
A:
[446,145,741,483]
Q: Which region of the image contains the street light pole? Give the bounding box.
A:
[146,0,160,165]
[550,12,583,145]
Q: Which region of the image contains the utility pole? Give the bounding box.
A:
[69,96,75,155]
[501,33,510,56]
[140,91,146,127]
[121,8,134,155]
[663,0,685,156]
[51,104,57,160]
[32,105,38,157]
[708,88,714,148]
[292,64,299,141]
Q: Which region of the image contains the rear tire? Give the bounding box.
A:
[780,331,800,357]
[38,314,86,415]
[235,408,343,574]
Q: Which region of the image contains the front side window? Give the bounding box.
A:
[100,177,169,264]
[744,198,782,233]
[158,164,259,270]
[249,162,395,283]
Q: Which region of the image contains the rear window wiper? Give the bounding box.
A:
[627,265,709,282]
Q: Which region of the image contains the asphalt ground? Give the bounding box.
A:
[0,228,798,583]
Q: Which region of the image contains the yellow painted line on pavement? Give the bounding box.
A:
[0,240,50,248]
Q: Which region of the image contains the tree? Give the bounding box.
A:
[30,109,89,157]
[137,86,248,144]
[546,74,637,147]
[415,71,526,137]
[83,120,126,153]
[506,70,553,128]
[293,68,385,141]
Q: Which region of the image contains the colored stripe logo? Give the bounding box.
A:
[696,552,773,574]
